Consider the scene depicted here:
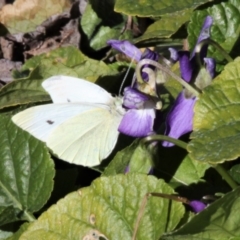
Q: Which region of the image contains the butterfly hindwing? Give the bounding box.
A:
[47,107,123,166]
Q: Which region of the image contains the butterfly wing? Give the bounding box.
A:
[12,103,99,142]
[42,75,113,104]
[47,107,123,166]
[12,76,116,142]
[12,76,124,166]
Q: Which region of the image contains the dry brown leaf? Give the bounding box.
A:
[0,1,83,62]
[0,0,71,33]
[0,59,22,83]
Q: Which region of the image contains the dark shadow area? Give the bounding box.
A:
[196,0,229,10]
[228,34,240,60]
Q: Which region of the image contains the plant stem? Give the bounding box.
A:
[143,136,238,189]
[137,39,183,48]
[195,39,233,63]
[23,210,36,222]
[136,59,200,97]
[213,164,238,190]
[141,134,188,150]
[90,167,103,174]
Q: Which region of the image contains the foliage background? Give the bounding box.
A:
[0,0,240,239]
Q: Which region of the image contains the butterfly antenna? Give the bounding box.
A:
[118,51,137,95]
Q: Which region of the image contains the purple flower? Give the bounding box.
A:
[204,57,216,79]
[107,40,160,139]
[163,16,215,147]
[107,40,142,62]
[124,165,130,174]
[163,92,196,147]
[119,87,156,137]
[107,40,159,82]
[189,200,206,213]
[168,47,179,62]
[191,16,213,59]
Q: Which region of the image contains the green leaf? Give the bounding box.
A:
[0,115,55,225]
[155,143,209,186]
[0,230,12,240]
[161,187,240,240]
[81,1,131,50]
[135,9,193,43]
[22,46,119,82]
[6,223,31,240]
[0,207,20,227]
[188,58,240,163]
[0,68,50,110]
[114,0,210,17]
[102,141,135,176]
[0,230,13,240]
[19,174,185,240]
[162,63,182,99]
[188,0,240,62]
[0,0,71,33]
[127,142,154,174]
[229,164,240,185]
[102,140,154,176]
[169,154,209,186]
[156,63,183,111]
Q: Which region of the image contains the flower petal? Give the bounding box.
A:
[168,47,179,62]
[124,165,130,174]
[195,16,213,46]
[204,57,216,79]
[140,48,159,62]
[123,87,149,109]
[178,51,193,82]
[107,40,142,62]
[162,91,196,147]
[189,200,206,213]
[118,109,155,137]
[191,16,213,58]
[140,48,159,81]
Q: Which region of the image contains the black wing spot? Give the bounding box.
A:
[46,120,54,125]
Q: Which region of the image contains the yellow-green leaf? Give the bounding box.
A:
[135,9,193,43]
[19,174,185,240]
[188,57,240,163]
[115,0,211,17]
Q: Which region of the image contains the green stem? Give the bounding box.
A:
[195,39,233,63]
[23,210,36,222]
[90,167,103,174]
[137,39,183,48]
[143,136,238,190]
[213,164,238,190]
[136,59,200,98]
[141,134,188,150]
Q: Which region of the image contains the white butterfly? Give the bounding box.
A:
[12,75,126,167]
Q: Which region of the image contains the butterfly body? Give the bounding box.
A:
[12,76,125,167]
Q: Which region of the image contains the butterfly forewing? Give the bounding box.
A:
[42,75,113,104]
[12,103,100,142]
